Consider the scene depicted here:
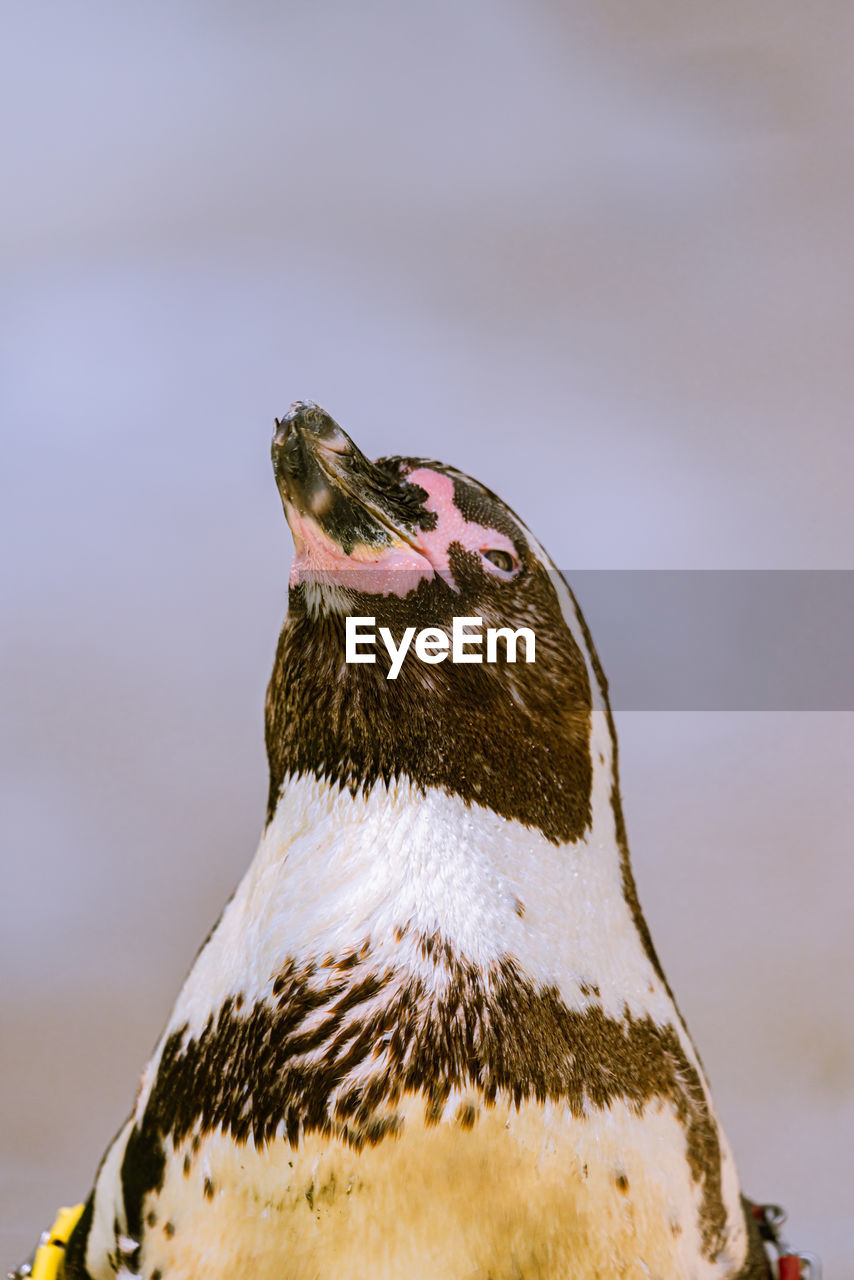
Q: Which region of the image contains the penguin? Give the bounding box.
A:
[55,401,771,1279]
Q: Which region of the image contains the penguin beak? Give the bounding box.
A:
[272,403,371,550]
[271,401,434,594]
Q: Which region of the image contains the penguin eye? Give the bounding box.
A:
[482,549,517,574]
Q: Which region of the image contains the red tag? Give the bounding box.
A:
[778,1256,801,1279]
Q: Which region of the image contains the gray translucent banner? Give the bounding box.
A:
[565,570,854,710]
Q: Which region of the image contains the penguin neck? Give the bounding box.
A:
[250,716,670,1026]
[165,710,676,1051]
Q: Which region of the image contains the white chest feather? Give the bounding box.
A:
[82,761,750,1280]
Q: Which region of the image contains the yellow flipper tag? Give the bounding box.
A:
[26,1204,85,1280]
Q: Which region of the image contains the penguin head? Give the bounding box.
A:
[268,401,598,845]
[271,401,527,608]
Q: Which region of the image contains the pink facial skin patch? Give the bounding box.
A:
[285,469,519,599]
[286,506,435,597]
[406,469,519,585]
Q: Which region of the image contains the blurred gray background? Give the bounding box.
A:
[2,1,852,1271]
